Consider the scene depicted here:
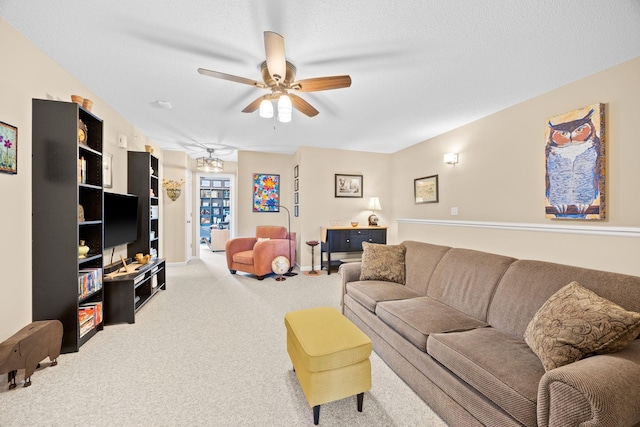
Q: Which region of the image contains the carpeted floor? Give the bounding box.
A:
[0,248,446,426]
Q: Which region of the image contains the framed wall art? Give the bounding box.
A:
[0,121,18,174]
[253,173,280,212]
[103,153,113,188]
[414,175,439,204]
[335,174,363,198]
[545,103,606,220]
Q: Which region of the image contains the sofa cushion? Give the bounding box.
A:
[524,281,640,371]
[427,328,544,427]
[376,297,488,352]
[488,259,640,339]
[346,281,421,313]
[402,241,451,295]
[359,242,406,284]
[426,248,515,321]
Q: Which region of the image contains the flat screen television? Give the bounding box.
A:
[104,192,139,249]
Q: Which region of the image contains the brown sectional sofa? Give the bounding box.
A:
[339,240,640,426]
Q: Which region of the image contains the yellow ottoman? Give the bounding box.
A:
[285,306,372,425]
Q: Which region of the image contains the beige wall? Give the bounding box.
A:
[392,56,640,276]
[0,19,158,341]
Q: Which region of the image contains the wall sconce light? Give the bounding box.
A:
[162,179,185,202]
[444,153,459,165]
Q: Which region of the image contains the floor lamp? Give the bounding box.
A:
[278,205,297,276]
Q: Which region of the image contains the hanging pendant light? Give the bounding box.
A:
[197,148,224,173]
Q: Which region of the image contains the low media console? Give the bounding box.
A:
[103,258,166,324]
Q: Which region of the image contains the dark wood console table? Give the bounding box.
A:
[320,227,387,274]
[103,258,166,324]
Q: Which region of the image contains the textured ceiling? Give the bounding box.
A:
[2,1,640,162]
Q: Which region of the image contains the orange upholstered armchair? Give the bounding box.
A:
[225,226,297,280]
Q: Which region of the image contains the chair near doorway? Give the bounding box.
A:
[225,226,296,280]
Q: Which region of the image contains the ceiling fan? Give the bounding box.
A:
[197,31,351,122]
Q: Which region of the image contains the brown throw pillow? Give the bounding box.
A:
[359,242,406,284]
[524,281,640,371]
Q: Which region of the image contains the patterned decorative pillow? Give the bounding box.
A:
[524,281,640,371]
[359,242,406,284]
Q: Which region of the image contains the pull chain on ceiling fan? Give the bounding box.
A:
[197,149,224,172]
[198,31,351,122]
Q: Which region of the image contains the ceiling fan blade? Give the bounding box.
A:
[289,93,319,117]
[197,68,265,88]
[242,95,268,113]
[264,31,286,83]
[292,75,352,92]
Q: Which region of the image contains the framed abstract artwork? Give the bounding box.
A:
[335,174,363,198]
[0,121,17,174]
[414,175,438,204]
[545,103,606,220]
[253,173,280,212]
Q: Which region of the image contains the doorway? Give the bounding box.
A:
[195,173,235,259]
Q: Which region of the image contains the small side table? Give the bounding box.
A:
[305,240,320,276]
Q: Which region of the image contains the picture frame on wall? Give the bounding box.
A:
[103,153,113,188]
[253,173,280,212]
[414,175,439,204]
[335,174,363,198]
[294,192,299,205]
[294,164,299,178]
[294,205,299,217]
[294,178,299,191]
[0,121,18,174]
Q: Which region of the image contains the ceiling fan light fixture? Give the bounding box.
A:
[259,99,274,118]
[277,94,292,122]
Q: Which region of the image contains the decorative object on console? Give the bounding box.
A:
[414,175,438,204]
[162,179,185,201]
[197,148,224,172]
[443,153,458,164]
[272,255,290,281]
[351,222,359,227]
[366,197,381,226]
[253,173,280,212]
[335,174,363,198]
[0,121,17,175]
[545,103,606,220]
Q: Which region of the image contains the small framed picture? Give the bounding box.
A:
[414,175,439,204]
[294,164,299,178]
[103,153,113,188]
[294,192,299,205]
[335,174,363,198]
[0,121,18,174]
[294,205,299,217]
[294,178,299,192]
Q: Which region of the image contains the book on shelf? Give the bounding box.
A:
[81,301,103,325]
[78,268,103,299]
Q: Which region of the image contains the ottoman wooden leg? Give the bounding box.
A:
[313,405,320,425]
[357,392,364,412]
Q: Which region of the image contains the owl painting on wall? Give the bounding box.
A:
[545,103,606,220]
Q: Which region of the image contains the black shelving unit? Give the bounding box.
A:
[127,151,159,260]
[32,99,104,353]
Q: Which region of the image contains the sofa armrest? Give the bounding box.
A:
[252,239,296,276]
[537,340,640,427]
[338,262,362,311]
[225,237,257,268]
